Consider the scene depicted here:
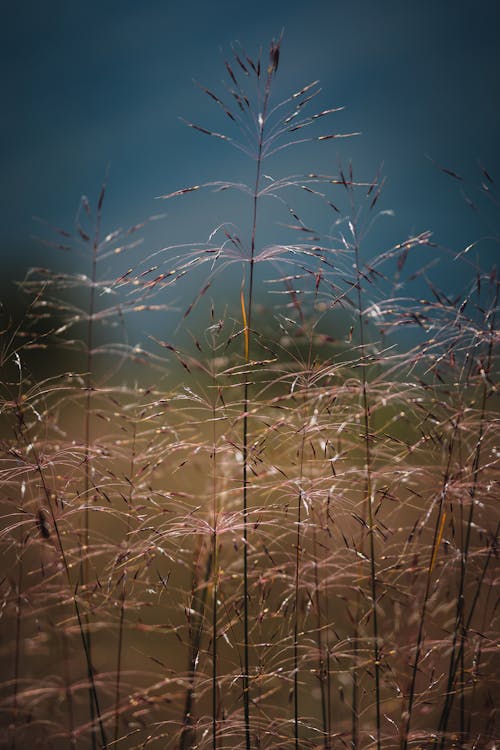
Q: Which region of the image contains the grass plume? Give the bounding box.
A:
[0,37,498,750]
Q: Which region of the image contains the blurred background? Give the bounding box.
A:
[1,0,499,345]
[1,6,499,745]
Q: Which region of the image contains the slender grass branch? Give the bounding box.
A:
[211,373,221,750]
[113,420,136,745]
[82,182,105,750]
[240,48,276,750]
[436,281,498,748]
[354,234,381,750]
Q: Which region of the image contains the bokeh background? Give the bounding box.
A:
[2,0,499,342]
[1,5,499,746]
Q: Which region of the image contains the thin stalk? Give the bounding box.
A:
[351,607,359,750]
[179,542,212,750]
[83,231,98,580]
[11,356,26,750]
[240,66,272,750]
[293,447,305,749]
[62,630,77,750]
[354,237,381,750]
[241,153,258,750]
[82,186,104,750]
[11,522,23,750]
[326,588,332,745]
[212,522,219,749]
[466,578,494,740]
[312,511,330,750]
[113,421,136,744]
[211,381,220,750]
[74,592,108,749]
[459,631,465,745]
[293,328,315,748]
[325,493,333,746]
[400,417,460,750]
[457,429,466,749]
[113,584,126,743]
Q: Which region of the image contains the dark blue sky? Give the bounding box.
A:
[2,1,499,334]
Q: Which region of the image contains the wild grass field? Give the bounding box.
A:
[1,38,498,750]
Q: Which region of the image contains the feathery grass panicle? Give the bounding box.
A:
[0,37,498,750]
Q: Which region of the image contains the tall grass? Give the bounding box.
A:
[0,38,498,750]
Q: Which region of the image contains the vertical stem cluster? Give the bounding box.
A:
[436,281,498,748]
[13,395,105,747]
[401,420,458,750]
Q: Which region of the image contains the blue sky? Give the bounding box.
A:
[2,1,499,337]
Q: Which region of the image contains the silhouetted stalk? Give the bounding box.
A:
[354,235,381,750]
[240,52,275,750]
[74,592,108,749]
[293,327,315,748]
[293,438,305,749]
[113,420,136,744]
[401,417,460,750]
[179,541,212,750]
[241,152,258,750]
[325,496,333,744]
[325,596,332,746]
[82,183,105,750]
[435,519,499,748]
[324,496,333,747]
[467,576,494,740]
[212,514,219,748]
[459,630,465,744]
[436,281,498,748]
[211,376,220,750]
[62,631,77,750]
[457,427,466,749]
[113,587,126,739]
[11,521,22,750]
[312,509,330,750]
[351,604,360,750]
[83,181,105,575]
[11,360,26,750]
